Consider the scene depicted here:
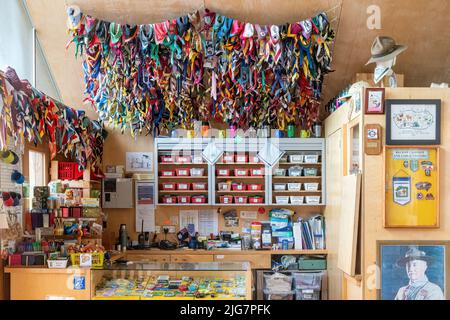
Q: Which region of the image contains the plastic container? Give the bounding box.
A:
[192,182,207,191]
[303,168,318,177]
[162,196,177,204]
[234,196,248,204]
[276,196,290,204]
[177,196,191,204]
[273,168,286,176]
[176,168,190,176]
[160,170,175,177]
[161,183,176,191]
[295,289,321,300]
[263,290,295,300]
[176,183,191,191]
[235,154,249,163]
[289,155,304,164]
[232,183,247,191]
[304,183,319,191]
[251,168,265,176]
[274,183,287,191]
[47,258,69,269]
[290,196,304,205]
[192,155,204,164]
[175,156,192,163]
[288,166,303,177]
[219,195,233,204]
[305,196,321,205]
[304,155,319,164]
[160,156,175,163]
[218,182,231,191]
[190,168,205,177]
[288,183,302,191]
[217,168,230,176]
[249,196,264,204]
[248,184,263,191]
[293,272,322,290]
[249,155,260,163]
[191,195,207,204]
[234,169,249,176]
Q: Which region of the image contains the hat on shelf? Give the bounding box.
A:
[396,246,434,267]
[366,36,407,65]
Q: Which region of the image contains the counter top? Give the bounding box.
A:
[5,266,91,274]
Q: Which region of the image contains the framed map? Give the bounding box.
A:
[386,99,441,145]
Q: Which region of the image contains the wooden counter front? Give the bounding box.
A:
[5,267,91,300]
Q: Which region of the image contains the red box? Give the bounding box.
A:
[249,155,260,163]
[248,184,263,191]
[235,154,249,163]
[249,196,264,204]
[234,168,249,176]
[219,195,234,204]
[192,195,207,204]
[71,207,82,218]
[250,167,265,176]
[161,182,176,190]
[192,182,207,191]
[232,183,247,191]
[176,168,190,176]
[222,153,235,163]
[160,156,175,163]
[175,156,192,163]
[58,162,83,180]
[176,183,191,191]
[234,196,248,204]
[177,196,191,204]
[217,168,230,176]
[162,196,177,204]
[161,170,175,177]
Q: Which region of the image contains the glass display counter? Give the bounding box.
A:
[91,262,252,300]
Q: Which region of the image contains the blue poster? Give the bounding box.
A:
[73,276,86,290]
[381,245,445,300]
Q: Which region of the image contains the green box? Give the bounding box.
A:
[298,258,327,270]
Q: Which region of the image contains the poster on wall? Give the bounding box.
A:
[384,147,439,228]
[135,181,155,232]
[386,99,441,145]
[378,242,447,300]
[126,152,153,173]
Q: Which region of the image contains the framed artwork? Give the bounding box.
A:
[365,88,385,114]
[386,99,441,145]
[384,146,439,228]
[126,152,153,173]
[378,241,448,300]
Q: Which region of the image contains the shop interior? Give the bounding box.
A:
[0,0,449,301]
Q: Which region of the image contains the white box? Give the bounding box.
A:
[304,183,319,191]
[288,183,302,191]
[276,196,290,204]
[290,196,304,205]
[274,184,287,191]
[306,196,321,205]
[304,155,319,164]
[289,155,304,163]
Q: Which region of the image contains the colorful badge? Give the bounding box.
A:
[393,176,411,206]
[409,160,418,172]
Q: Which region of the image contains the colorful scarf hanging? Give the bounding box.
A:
[67,8,335,136]
[0,67,107,170]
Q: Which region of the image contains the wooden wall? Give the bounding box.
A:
[362,88,450,299]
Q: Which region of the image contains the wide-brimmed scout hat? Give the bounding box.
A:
[396,246,434,267]
[366,36,407,65]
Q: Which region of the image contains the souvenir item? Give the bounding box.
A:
[392,174,411,206]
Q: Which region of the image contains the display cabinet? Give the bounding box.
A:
[91,262,252,300]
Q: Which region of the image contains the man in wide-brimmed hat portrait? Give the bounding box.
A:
[394,246,444,300]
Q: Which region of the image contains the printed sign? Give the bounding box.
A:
[392,150,429,160]
[73,276,86,290]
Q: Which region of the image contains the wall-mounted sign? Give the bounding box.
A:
[364,124,382,155]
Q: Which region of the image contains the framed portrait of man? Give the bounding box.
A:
[378,241,449,300]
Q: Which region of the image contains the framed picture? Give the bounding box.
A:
[378,241,448,300]
[386,99,441,145]
[126,152,153,173]
[384,146,439,228]
[365,88,385,114]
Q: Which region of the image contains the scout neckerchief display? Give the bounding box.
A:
[0,67,107,170]
[67,8,335,136]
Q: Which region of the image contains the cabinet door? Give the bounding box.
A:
[171,255,213,263]
[214,254,270,269]
[126,254,170,262]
